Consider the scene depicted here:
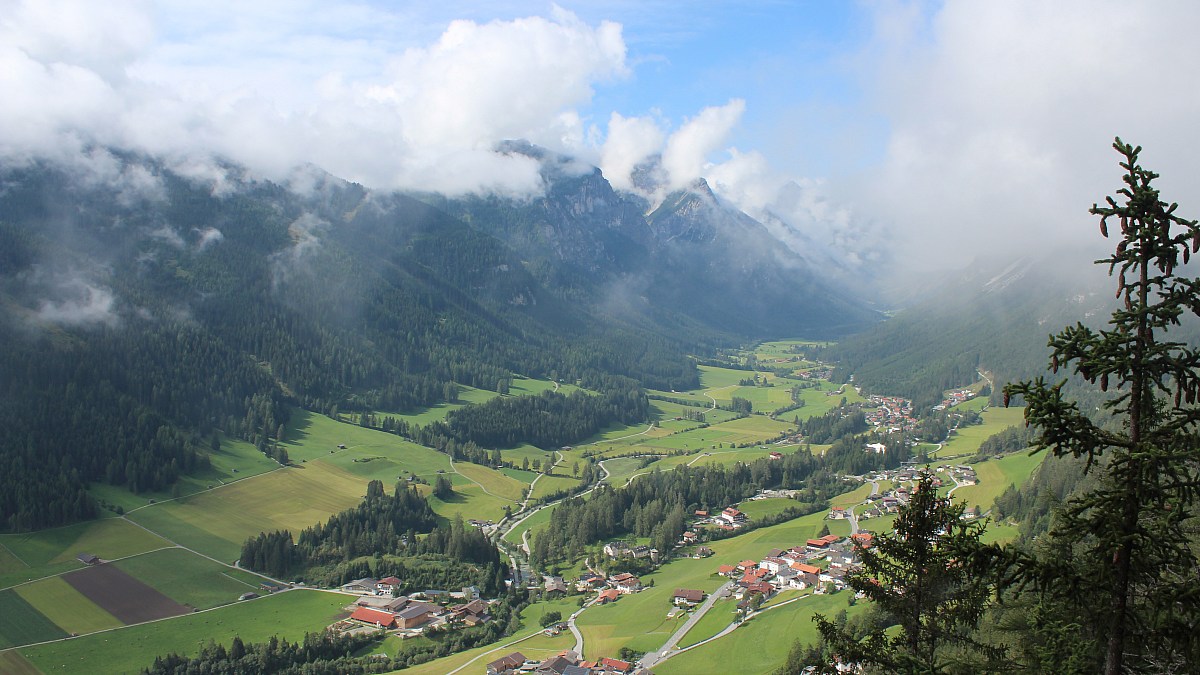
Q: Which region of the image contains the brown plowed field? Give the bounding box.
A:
[63,564,191,624]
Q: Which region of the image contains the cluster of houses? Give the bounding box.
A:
[570,571,644,602]
[714,534,871,604]
[864,394,917,433]
[486,650,651,675]
[796,368,832,381]
[937,464,979,486]
[602,541,659,562]
[692,506,749,531]
[933,389,977,411]
[333,580,489,634]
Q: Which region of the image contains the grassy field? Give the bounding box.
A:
[373,385,499,426]
[655,592,864,675]
[499,445,557,470]
[427,482,511,524]
[529,474,582,500]
[576,509,837,660]
[453,462,524,502]
[113,548,265,611]
[503,505,556,548]
[18,589,350,675]
[676,599,738,648]
[698,365,754,390]
[0,519,171,590]
[952,451,1045,511]
[128,461,369,562]
[283,409,450,474]
[0,589,67,649]
[598,457,652,488]
[736,498,802,520]
[90,437,279,514]
[14,576,122,635]
[0,650,40,674]
[936,406,1027,458]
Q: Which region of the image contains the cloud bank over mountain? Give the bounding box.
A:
[3,0,1200,279]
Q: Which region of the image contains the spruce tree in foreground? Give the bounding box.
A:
[1003,138,1200,673]
[814,473,999,673]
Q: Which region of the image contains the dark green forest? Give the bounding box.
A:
[0,149,870,531]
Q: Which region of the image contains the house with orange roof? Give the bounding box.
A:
[349,607,397,629]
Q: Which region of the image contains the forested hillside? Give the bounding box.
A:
[0,151,873,531]
[824,256,1117,410]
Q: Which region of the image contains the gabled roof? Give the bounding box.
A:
[600,657,633,672]
[349,607,396,626]
[673,588,705,602]
[486,651,527,672]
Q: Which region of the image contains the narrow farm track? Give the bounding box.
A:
[449,458,518,503]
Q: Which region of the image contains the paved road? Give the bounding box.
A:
[567,604,588,654]
[639,581,733,669]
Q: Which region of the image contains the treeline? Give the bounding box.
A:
[992,453,1086,540]
[799,408,867,444]
[142,632,392,675]
[0,314,279,530]
[0,159,698,531]
[530,452,850,567]
[239,481,505,594]
[973,424,1033,459]
[431,385,647,450]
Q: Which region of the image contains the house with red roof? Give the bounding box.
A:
[349,607,397,629]
[599,657,633,673]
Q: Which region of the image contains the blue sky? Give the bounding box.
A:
[4,1,1200,272]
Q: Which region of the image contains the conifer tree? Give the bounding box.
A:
[814,473,997,673]
[1002,138,1200,673]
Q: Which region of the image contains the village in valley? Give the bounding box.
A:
[290,354,992,675]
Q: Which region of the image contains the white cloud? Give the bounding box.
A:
[0,2,629,197]
[195,227,223,251]
[599,112,664,192]
[35,279,118,327]
[853,0,1200,269]
[661,99,745,190]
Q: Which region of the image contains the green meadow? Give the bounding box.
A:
[529,474,582,500]
[127,461,369,562]
[113,548,265,610]
[453,462,525,503]
[0,590,67,649]
[952,451,1045,512]
[14,576,122,635]
[0,518,171,590]
[18,590,350,675]
[655,593,864,675]
[90,437,279,514]
[935,406,1026,458]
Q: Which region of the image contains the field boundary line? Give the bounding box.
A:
[0,539,31,568]
[0,587,338,654]
[125,464,286,515]
[0,545,179,593]
[443,628,544,675]
[220,572,261,590]
[450,459,519,504]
